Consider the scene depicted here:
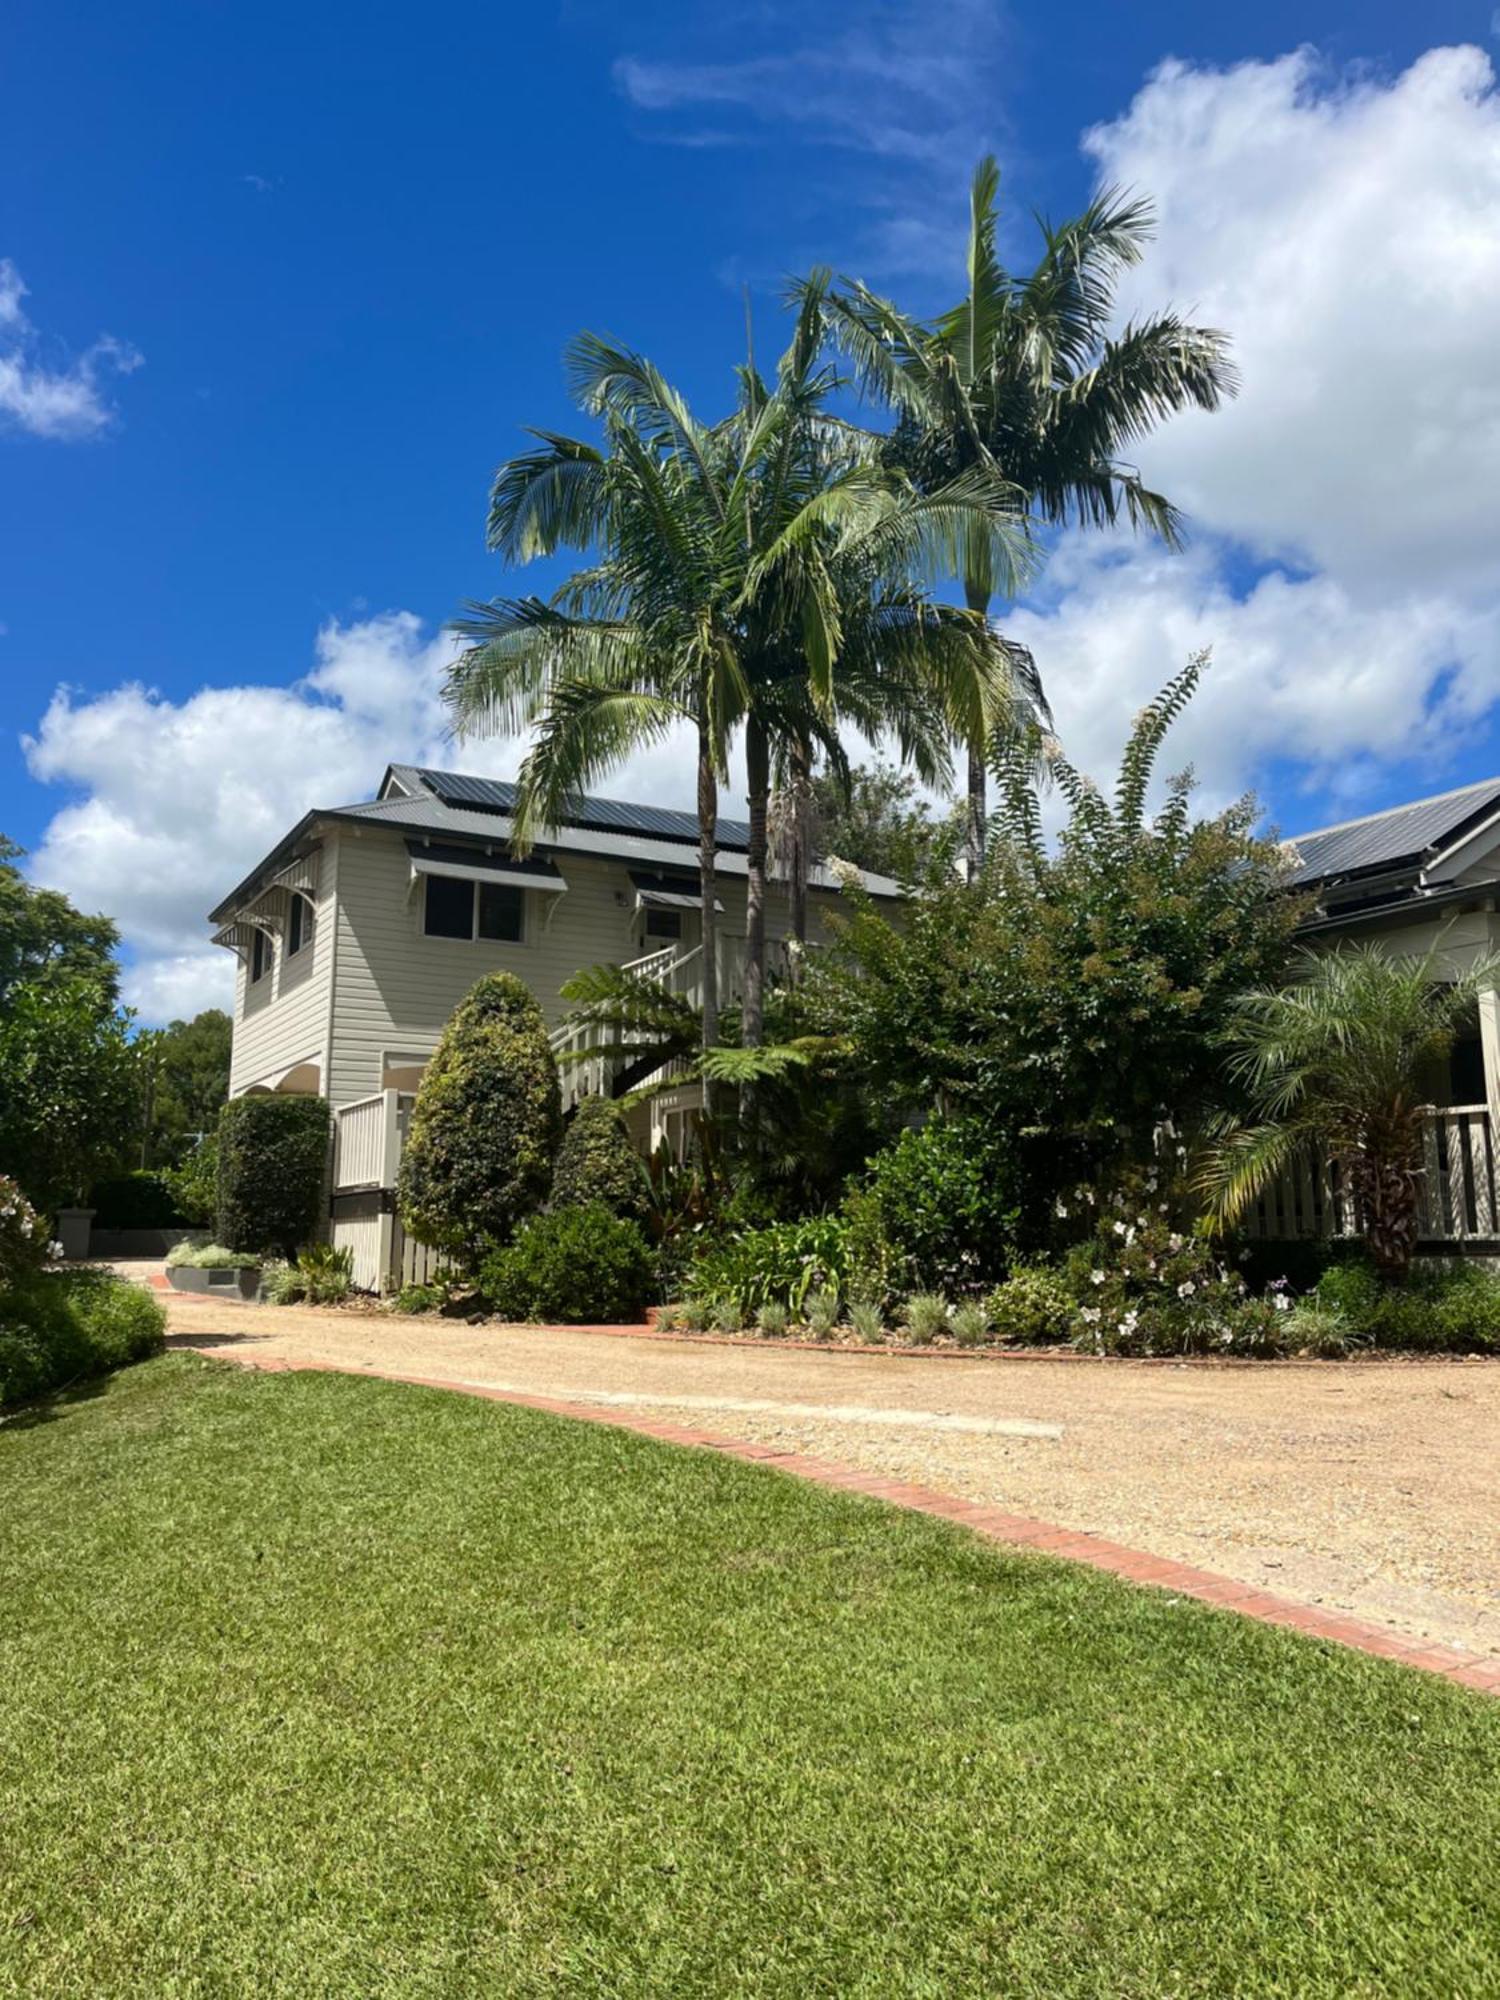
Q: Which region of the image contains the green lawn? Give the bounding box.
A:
[3,1357,1499,1997]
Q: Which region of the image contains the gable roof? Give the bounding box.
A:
[210,764,899,923]
[1286,777,1500,890]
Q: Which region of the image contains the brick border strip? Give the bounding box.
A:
[193,1347,1500,1699]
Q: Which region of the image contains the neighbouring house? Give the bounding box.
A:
[1259,776,1500,1250]
[210,762,899,1287]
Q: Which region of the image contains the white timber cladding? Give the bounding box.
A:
[228,839,338,1098]
[308,823,840,1107]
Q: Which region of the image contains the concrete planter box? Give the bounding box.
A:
[55,1208,95,1261]
[167,1264,260,1302]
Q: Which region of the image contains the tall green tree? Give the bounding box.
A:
[446,296,1036,1054]
[0,977,137,1212]
[811,157,1235,872]
[1201,944,1500,1281]
[138,1008,233,1166]
[0,838,119,1006]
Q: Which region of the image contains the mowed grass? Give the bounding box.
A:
[3,1358,1499,1998]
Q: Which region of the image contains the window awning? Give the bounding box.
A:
[629,869,723,913]
[405,839,567,893]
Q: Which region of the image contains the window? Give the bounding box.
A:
[250,927,271,984]
[477,882,524,942]
[424,873,526,943]
[643,905,683,942]
[424,875,475,938]
[287,892,315,957]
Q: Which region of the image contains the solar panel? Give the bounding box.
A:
[1288,779,1500,885]
[414,767,752,852]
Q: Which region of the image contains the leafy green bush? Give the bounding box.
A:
[0,1268,165,1409]
[686,1217,847,1320]
[986,1266,1074,1346]
[0,1176,45,1289]
[843,1118,1019,1303]
[88,1171,183,1230]
[552,1097,649,1224]
[478,1205,653,1324]
[400,973,561,1269]
[393,1281,448,1316]
[903,1293,951,1342]
[1284,1302,1360,1358]
[164,1137,218,1226]
[755,1301,788,1338]
[1312,1261,1382,1326]
[710,1300,743,1335]
[1063,1165,1252,1355]
[264,1243,354,1305]
[166,1240,251,1270]
[216,1095,330,1260]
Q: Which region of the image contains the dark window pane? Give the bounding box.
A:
[288,894,312,956]
[251,928,270,983]
[424,874,474,938]
[477,882,524,942]
[644,905,682,941]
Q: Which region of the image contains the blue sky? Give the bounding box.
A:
[5,0,1500,1016]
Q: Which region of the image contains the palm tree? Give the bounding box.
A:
[445,301,1035,1060]
[809,156,1236,873]
[1201,944,1500,1280]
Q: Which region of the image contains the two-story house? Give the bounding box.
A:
[210,762,899,1285]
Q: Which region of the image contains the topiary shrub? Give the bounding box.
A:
[551,1096,649,1224]
[215,1094,330,1259]
[88,1171,184,1230]
[477,1204,653,1323]
[0,1267,165,1409]
[399,973,561,1269]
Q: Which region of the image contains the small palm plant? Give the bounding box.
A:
[1201,943,1500,1280]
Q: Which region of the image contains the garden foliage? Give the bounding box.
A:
[87,1171,184,1230]
[0,1267,165,1409]
[551,1096,649,1224]
[399,973,561,1268]
[686,1217,848,1320]
[216,1094,330,1259]
[478,1204,653,1324]
[841,1116,1019,1303]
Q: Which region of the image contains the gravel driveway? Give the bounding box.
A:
[161,1290,1500,1659]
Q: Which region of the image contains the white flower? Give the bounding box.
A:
[1124,1227,1136,1248]
[49,1240,65,1260]
[1177,1280,1196,1299]
[1054,1200,1069,1219]
[1272,1293,1291,1312]
[1112,1220,1127,1237]
[1080,1306,1101,1325]
[1090,1269,1106,1287]
[1167,1233,1184,1253]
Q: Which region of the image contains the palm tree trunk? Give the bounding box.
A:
[696,721,719,1057]
[789,732,811,963]
[743,715,770,1048]
[963,577,992,877]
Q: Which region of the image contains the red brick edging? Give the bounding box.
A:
[187,1346,1500,1699]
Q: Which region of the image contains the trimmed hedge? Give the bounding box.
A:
[0,1268,166,1409]
[551,1096,649,1224]
[478,1205,653,1324]
[399,973,561,1268]
[843,1117,1021,1303]
[88,1171,184,1230]
[216,1095,330,1259]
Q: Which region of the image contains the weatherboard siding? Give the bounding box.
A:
[227,841,338,1097]
[321,824,836,1106]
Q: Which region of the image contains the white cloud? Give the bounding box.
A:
[1008,535,1499,828]
[1083,46,1500,601]
[21,611,709,1024]
[0,258,141,441]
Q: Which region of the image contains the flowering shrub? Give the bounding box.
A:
[0,1175,44,1289]
[1061,1163,1274,1356]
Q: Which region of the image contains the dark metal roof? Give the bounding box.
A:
[1287,778,1500,888]
[402,839,564,883]
[392,764,753,853]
